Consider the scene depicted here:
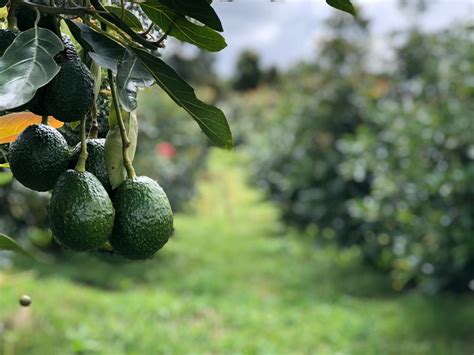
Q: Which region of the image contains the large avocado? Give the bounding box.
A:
[110,176,173,260]
[70,139,111,192]
[44,59,95,122]
[8,124,70,191]
[49,170,115,251]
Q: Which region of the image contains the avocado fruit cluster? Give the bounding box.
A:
[8,123,173,259]
[3,3,173,260]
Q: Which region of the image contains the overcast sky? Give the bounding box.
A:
[196,0,473,76]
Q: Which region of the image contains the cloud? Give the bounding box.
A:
[208,0,473,76]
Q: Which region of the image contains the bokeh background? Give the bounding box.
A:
[1,0,473,353]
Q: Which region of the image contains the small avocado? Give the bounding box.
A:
[44,59,95,122]
[0,29,17,56]
[110,177,173,260]
[49,170,115,251]
[8,124,70,191]
[70,139,111,192]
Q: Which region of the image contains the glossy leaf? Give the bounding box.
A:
[105,6,144,31]
[0,28,63,111]
[0,233,31,256]
[326,0,356,16]
[133,48,233,149]
[158,0,223,32]
[0,112,64,144]
[66,20,124,72]
[141,0,227,52]
[105,110,138,189]
[117,49,155,112]
[65,20,154,104]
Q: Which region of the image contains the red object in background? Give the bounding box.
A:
[156,142,177,159]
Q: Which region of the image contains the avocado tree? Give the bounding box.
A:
[0,0,356,259]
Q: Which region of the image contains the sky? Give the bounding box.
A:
[192,0,474,76]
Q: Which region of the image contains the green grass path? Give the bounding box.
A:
[0,150,473,354]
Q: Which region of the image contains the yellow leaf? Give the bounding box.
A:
[0,163,10,168]
[0,113,64,144]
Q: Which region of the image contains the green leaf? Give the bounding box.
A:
[66,21,154,106]
[326,0,357,16]
[117,49,155,112]
[66,20,124,72]
[105,110,138,189]
[0,233,31,256]
[0,28,63,111]
[104,6,144,31]
[133,48,233,149]
[141,0,227,52]
[158,0,223,32]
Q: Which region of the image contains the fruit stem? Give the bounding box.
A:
[75,116,88,173]
[107,70,136,180]
[7,3,17,29]
[41,115,49,125]
[89,105,99,139]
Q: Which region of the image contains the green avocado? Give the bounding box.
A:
[44,59,95,122]
[110,176,173,260]
[0,29,17,57]
[49,169,115,251]
[8,124,70,191]
[70,139,111,192]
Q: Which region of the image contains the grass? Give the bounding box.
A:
[0,149,473,354]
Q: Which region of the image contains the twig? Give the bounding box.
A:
[75,116,88,173]
[107,70,136,180]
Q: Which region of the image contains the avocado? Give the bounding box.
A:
[70,139,111,192]
[110,176,173,260]
[8,36,79,115]
[44,59,95,122]
[54,35,79,63]
[49,169,115,251]
[16,1,57,33]
[8,124,70,191]
[0,29,17,57]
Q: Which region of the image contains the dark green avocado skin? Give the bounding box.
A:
[70,139,111,192]
[0,29,17,56]
[8,124,70,191]
[110,176,173,260]
[49,170,115,251]
[44,60,95,122]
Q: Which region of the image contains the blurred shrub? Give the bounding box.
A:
[135,88,209,211]
[231,15,370,246]
[232,50,262,91]
[234,18,473,292]
[339,27,474,292]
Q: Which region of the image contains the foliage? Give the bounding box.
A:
[236,15,370,246]
[234,19,473,292]
[1,150,473,354]
[338,27,474,292]
[232,50,262,92]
